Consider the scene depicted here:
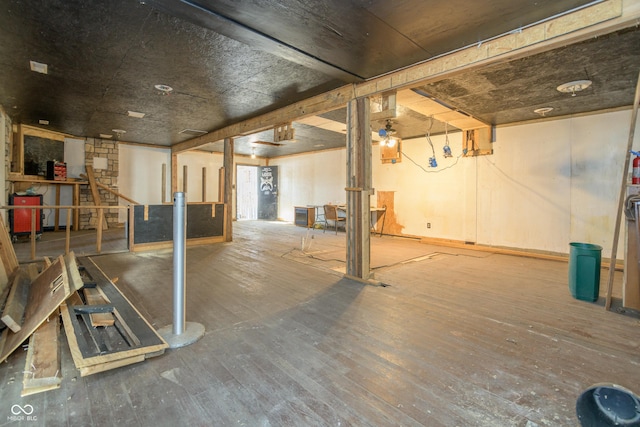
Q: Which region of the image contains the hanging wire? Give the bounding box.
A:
[402,150,462,173]
[443,122,452,158]
[426,117,437,167]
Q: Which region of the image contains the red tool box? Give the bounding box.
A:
[8,194,43,241]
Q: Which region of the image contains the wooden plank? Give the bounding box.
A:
[171,153,178,196]
[162,163,167,204]
[606,70,640,310]
[82,287,115,327]
[0,255,70,364]
[85,165,108,231]
[202,167,207,202]
[80,174,139,204]
[172,86,356,153]
[0,215,19,276]
[78,354,145,377]
[59,257,167,372]
[218,167,225,203]
[224,138,233,242]
[21,311,61,396]
[54,185,61,231]
[0,264,38,332]
[183,165,188,193]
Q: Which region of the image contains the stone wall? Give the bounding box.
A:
[80,138,119,229]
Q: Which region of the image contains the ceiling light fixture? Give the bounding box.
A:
[378,120,397,147]
[557,80,592,96]
[127,110,146,118]
[112,129,126,140]
[38,119,49,125]
[534,107,554,116]
[29,60,48,74]
[154,84,173,95]
[99,133,113,139]
[251,148,256,159]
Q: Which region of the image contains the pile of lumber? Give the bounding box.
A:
[0,217,167,396]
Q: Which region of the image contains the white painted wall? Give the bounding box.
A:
[115,109,639,256]
[118,144,171,222]
[272,149,347,221]
[273,109,639,256]
[177,151,224,203]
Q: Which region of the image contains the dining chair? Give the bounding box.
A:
[323,204,346,234]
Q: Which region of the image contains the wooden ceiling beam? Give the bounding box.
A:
[356,0,632,97]
[174,0,637,153]
[172,85,356,153]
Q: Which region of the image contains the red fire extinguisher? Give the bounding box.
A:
[632,151,640,184]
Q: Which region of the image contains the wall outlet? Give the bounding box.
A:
[427,222,431,229]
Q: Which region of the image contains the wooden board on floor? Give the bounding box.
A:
[22,310,61,396]
[0,215,19,281]
[0,255,70,363]
[1,263,39,332]
[59,257,167,375]
[82,287,115,327]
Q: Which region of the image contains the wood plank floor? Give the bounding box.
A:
[1,220,638,426]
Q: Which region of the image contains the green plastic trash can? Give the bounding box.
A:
[569,242,603,302]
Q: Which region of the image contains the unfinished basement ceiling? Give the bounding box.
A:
[0,0,638,158]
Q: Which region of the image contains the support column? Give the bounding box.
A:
[345,97,373,281]
[223,137,234,242]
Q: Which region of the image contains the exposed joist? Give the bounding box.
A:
[174,0,635,154]
[355,0,630,97]
[172,85,356,153]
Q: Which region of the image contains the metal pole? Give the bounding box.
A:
[158,191,204,348]
[173,192,186,335]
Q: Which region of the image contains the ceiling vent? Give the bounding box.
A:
[29,61,48,74]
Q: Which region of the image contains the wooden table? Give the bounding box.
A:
[336,205,387,236]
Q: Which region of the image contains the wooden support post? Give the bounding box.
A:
[162,163,167,204]
[30,208,36,261]
[54,185,61,231]
[96,208,103,254]
[171,154,178,196]
[65,209,71,255]
[223,138,234,242]
[218,168,225,203]
[202,167,207,202]
[0,216,18,274]
[345,97,372,281]
[72,183,80,231]
[605,70,640,310]
[183,165,188,194]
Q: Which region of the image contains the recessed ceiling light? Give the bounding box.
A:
[38,119,49,125]
[557,80,592,96]
[29,60,48,74]
[127,110,146,118]
[154,84,173,95]
[99,134,113,139]
[533,107,554,116]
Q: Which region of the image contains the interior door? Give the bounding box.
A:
[236,165,258,220]
[258,166,278,220]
